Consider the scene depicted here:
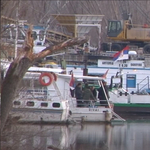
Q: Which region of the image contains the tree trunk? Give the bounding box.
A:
[1,27,88,131]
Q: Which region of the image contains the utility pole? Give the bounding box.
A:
[14,1,20,58]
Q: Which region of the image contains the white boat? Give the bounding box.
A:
[10,67,70,124]
[108,74,150,114]
[63,57,150,114]
[64,58,150,93]
[56,74,115,123]
[10,66,124,123]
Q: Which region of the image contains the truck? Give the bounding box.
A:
[102,18,150,53]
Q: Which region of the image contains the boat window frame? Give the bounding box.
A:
[26,101,35,107]
[13,101,21,106]
[52,103,61,108]
[41,102,48,107]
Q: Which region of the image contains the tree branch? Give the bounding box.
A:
[1,27,88,132]
[33,37,88,62]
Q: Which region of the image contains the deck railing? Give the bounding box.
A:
[137,76,149,93]
[69,98,109,108]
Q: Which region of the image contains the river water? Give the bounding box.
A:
[1,117,150,150]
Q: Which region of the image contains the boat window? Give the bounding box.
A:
[39,30,44,41]
[52,103,60,108]
[13,101,21,105]
[26,101,34,106]
[41,102,48,107]
[32,31,37,40]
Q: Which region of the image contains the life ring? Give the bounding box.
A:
[39,73,53,86]
[51,72,57,81]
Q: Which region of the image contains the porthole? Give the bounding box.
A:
[52,103,60,108]
[14,101,21,105]
[41,102,48,107]
[26,101,34,106]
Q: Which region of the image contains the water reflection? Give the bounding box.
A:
[2,121,150,150]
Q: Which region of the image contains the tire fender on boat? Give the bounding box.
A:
[39,72,53,86]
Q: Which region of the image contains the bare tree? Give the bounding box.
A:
[1,27,88,131]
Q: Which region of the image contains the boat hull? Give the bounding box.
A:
[11,108,68,123]
[114,103,150,114]
[10,100,69,124]
[110,93,150,114]
[69,107,113,122]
